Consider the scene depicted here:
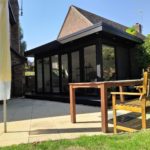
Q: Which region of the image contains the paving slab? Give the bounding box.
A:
[0,98,148,147]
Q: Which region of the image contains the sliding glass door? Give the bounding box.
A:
[102,45,116,80]
[84,45,97,82]
[43,57,50,92]
[37,59,43,93]
[72,51,80,82]
[61,54,69,92]
[52,55,59,92]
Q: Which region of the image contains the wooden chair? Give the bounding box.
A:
[111,72,150,133]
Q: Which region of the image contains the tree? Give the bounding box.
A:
[143,34,150,55]
[126,26,137,35]
[19,26,27,55]
[135,34,150,70]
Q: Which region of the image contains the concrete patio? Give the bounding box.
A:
[0,98,150,147]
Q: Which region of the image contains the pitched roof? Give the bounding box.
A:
[25,5,145,57]
[73,5,144,39]
[58,22,143,44]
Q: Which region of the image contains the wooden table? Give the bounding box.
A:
[69,79,142,133]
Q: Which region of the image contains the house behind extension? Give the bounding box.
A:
[25,6,145,97]
[9,0,26,97]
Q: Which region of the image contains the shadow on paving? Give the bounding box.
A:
[0,98,100,123]
[30,127,114,135]
[108,112,150,132]
[25,93,105,107]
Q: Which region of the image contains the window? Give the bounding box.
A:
[52,55,59,92]
[43,57,50,92]
[61,54,69,92]
[102,45,116,80]
[37,59,43,92]
[84,45,97,82]
[72,51,80,82]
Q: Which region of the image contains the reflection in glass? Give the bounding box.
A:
[84,45,97,82]
[52,55,59,92]
[102,45,116,80]
[61,54,68,92]
[37,59,43,92]
[43,57,50,92]
[72,51,80,82]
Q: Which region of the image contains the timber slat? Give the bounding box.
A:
[116,125,137,132]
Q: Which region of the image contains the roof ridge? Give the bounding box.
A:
[73,5,128,29]
[73,5,101,18]
[72,5,144,39]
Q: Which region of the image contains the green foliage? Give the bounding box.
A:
[25,61,35,76]
[19,25,27,55]
[126,26,137,35]
[135,34,150,70]
[25,63,34,71]
[143,34,150,55]
[20,41,27,54]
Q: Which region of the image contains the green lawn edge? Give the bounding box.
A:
[1,130,150,150]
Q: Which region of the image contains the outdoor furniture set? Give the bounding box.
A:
[69,71,150,133]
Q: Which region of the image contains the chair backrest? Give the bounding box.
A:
[143,72,148,95]
[142,72,150,96]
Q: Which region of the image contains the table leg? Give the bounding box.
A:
[119,86,124,102]
[69,85,76,123]
[100,84,108,133]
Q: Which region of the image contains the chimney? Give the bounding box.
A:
[134,23,142,33]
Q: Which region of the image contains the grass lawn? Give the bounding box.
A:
[1,130,150,150]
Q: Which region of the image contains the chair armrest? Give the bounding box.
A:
[135,85,143,89]
[111,92,142,96]
[135,85,143,93]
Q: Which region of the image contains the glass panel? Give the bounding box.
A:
[43,57,50,92]
[84,45,97,82]
[72,51,80,82]
[61,54,69,92]
[37,59,43,92]
[102,45,116,80]
[52,55,59,92]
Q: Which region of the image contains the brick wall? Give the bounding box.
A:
[10,0,20,53]
[9,0,25,97]
[11,51,25,97]
[58,6,92,39]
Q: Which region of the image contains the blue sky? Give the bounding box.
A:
[19,0,150,50]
